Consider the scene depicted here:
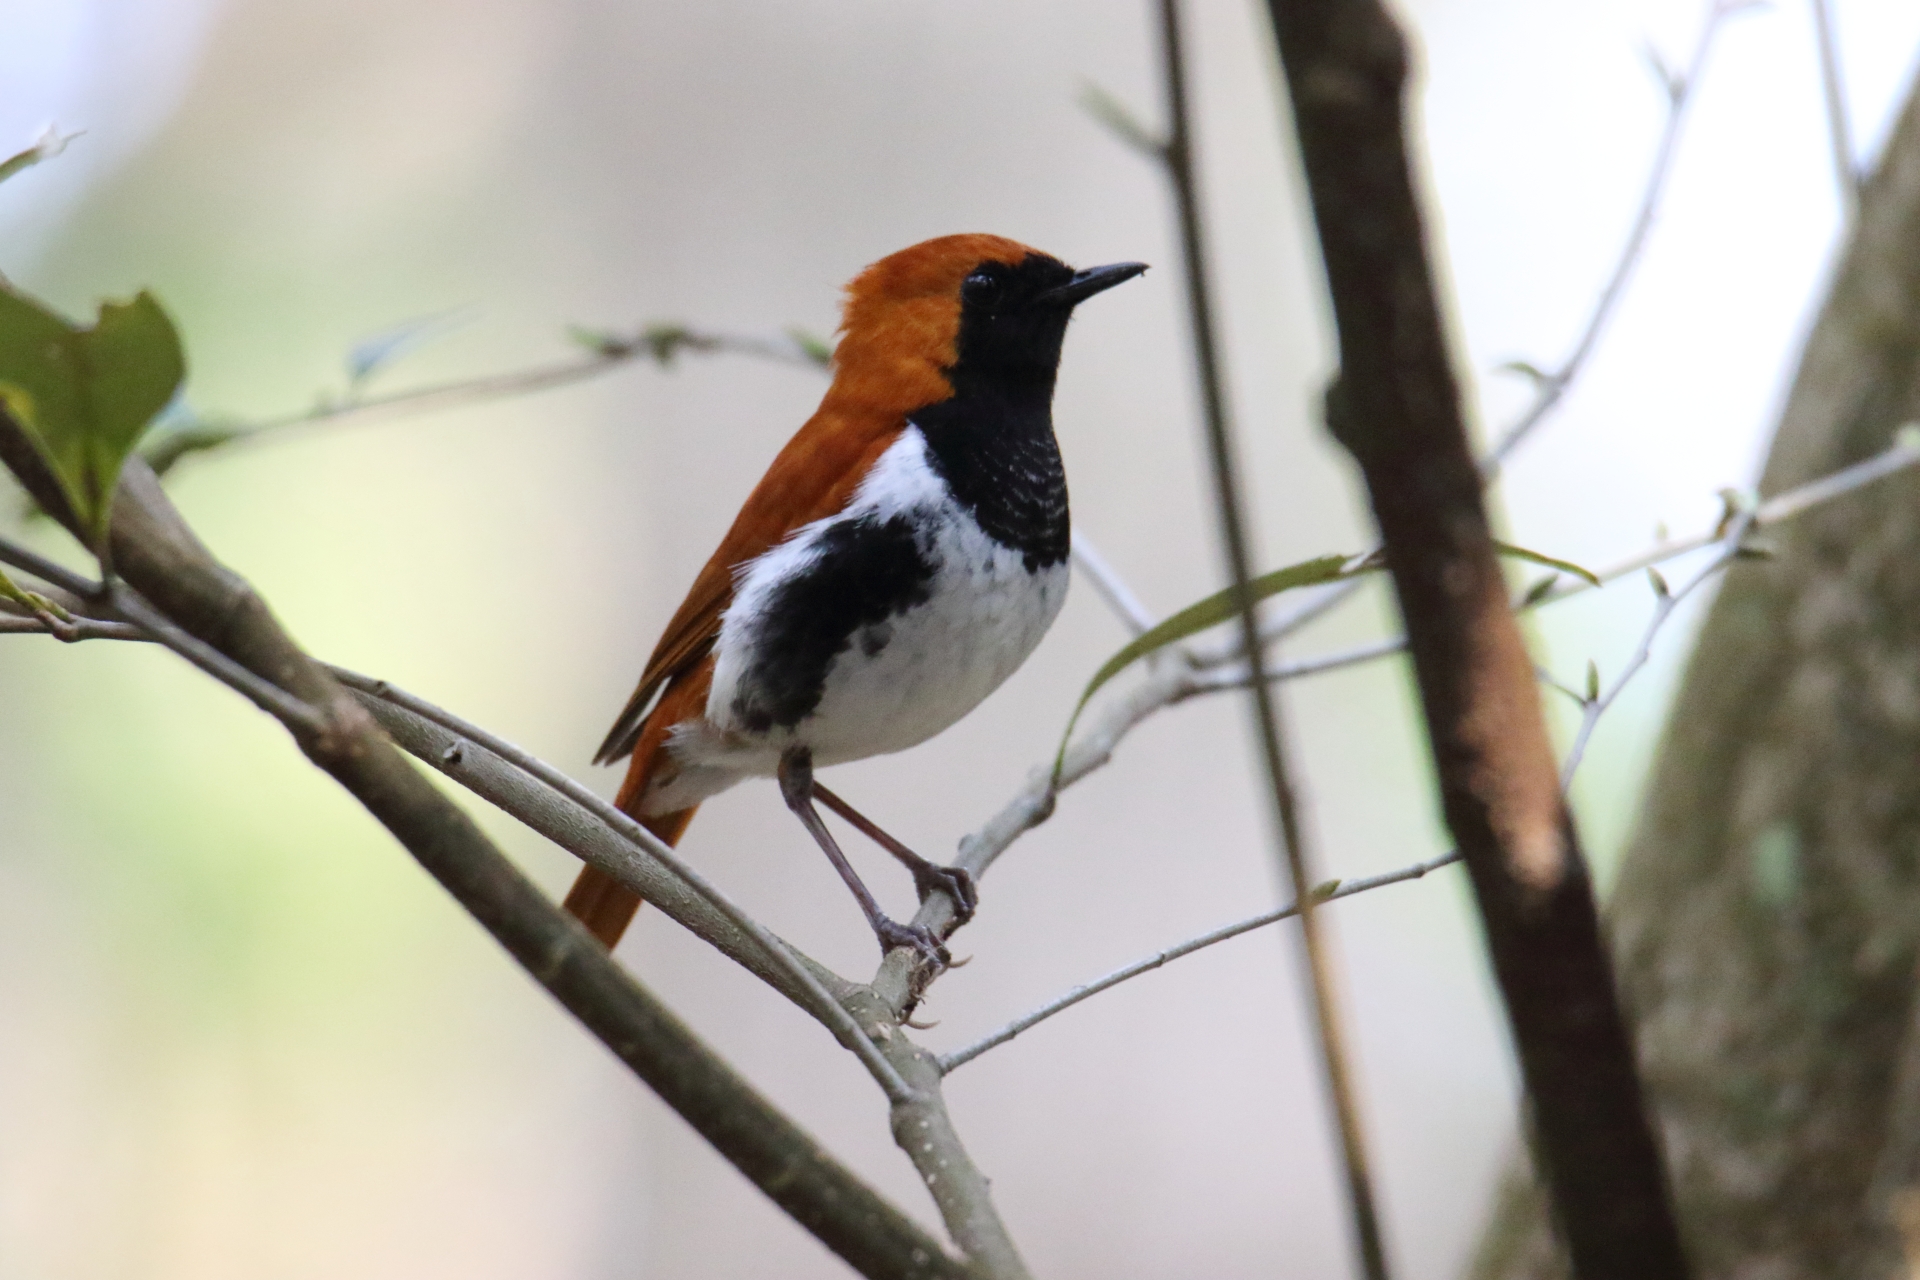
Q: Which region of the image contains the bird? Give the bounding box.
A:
[565,233,1146,962]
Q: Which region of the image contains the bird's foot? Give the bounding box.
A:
[912,862,978,922]
[875,917,951,969]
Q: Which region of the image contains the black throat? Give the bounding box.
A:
[910,372,1067,573]
[910,254,1078,572]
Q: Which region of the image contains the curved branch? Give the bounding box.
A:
[0,419,976,1279]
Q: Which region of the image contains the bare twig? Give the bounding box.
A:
[1177,0,1743,676]
[1484,0,1748,474]
[106,583,331,734]
[865,1017,1034,1280]
[1263,0,1689,1271]
[318,667,914,1104]
[0,612,143,640]
[1558,510,1756,788]
[0,510,1032,1274]
[0,533,327,730]
[1156,4,1392,1274]
[895,437,1918,993]
[1069,529,1157,635]
[939,849,1464,1073]
[1811,0,1863,218]
[339,683,1029,1278]
[337,682,848,997]
[140,324,828,474]
[1190,429,1920,695]
[1175,0,1751,675]
[0,422,977,1280]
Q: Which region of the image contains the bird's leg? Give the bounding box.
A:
[810,782,977,922]
[777,748,949,966]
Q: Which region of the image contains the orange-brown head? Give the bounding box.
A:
[827,233,1146,417]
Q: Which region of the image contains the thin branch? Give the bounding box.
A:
[0,560,906,1113]
[1811,0,1863,218]
[342,685,1028,1278]
[1070,529,1157,634]
[866,1017,1034,1280]
[0,533,99,597]
[1178,0,1743,677]
[107,583,331,734]
[1558,511,1755,788]
[0,422,977,1279]
[882,436,1919,1012]
[1193,428,1920,694]
[0,533,326,731]
[0,613,142,640]
[342,682,849,996]
[140,324,828,474]
[0,515,1031,1274]
[939,849,1464,1073]
[320,666,914,1105]
[1484,0,1748,474]
[1156,3,1393,1274]
[336,694,1025,1275]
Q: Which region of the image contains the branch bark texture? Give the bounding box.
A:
[1474,67,1920,1280]
[0,421,976,1280]
[1258,2,1689,1274]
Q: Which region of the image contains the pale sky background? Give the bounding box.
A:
[2,2,1918,1278]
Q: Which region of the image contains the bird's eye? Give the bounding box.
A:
[962,271,1002,305]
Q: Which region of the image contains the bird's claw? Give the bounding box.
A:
[875,917,950,969]
[913,863,978,922]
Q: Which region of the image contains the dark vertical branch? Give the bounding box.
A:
[1153,3,1393,1275]
[1256,2,1689,1277]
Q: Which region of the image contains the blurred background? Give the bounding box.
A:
[2,1,1918,1276]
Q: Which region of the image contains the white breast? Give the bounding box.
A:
[652,427,1068,808]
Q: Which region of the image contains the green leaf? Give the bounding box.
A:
[1519,573,1560,607]
[1053,552,1373,778]
[1491,539,1600,587]
[566,324,631,357]
[1077,80,1167,160]
[1647,566,1670,598]
[786,327,834,368]
[0,286,185,548]
[1495,358,1552,386]
[1585,659,1601,703]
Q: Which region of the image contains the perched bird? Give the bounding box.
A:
[566,234,1146,960]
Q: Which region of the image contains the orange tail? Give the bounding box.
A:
[564,665,711,949]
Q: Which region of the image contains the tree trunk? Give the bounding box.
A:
[1473,70,1920,1279]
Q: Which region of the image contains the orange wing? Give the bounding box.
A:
[593,404,912,763]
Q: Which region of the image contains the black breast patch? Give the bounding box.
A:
[912,392,1069,572]
[731,514,937,733]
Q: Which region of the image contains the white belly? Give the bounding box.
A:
[643,427,1067,813]
[784,506,1067,763]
